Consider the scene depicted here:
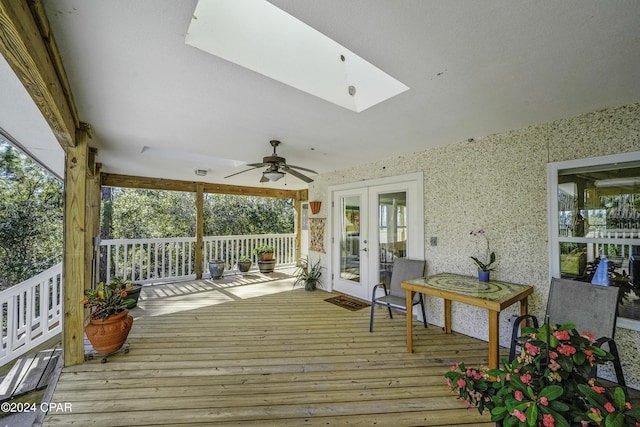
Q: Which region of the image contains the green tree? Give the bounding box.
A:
[204,194,294,236]
[105,189,195,238]
[0,142,63,290]
[102,188,293,239]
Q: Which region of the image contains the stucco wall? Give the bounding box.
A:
[307,101,640,389]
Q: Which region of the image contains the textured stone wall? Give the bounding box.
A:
[308,101,640,389]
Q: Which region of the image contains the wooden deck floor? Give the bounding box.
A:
[44,273,497,426]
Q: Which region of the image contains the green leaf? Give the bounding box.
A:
[535,323,563,347]
[577,384,608,406]
[539,385,563,401]
[526,404,538,426]
[590,346,608,356]
[613,387,626,411]
[558,356,574,372]
[553,413,571,427]
[604,412,624,427]
[548,400,570,411]
[491,406,507,416]
[572,350,585,366]
[505,416,518,427]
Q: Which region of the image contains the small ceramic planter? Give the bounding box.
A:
[209,259,225,279]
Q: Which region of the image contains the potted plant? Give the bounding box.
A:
[253,245,275,261]
[237,257,252,273]
[254,245,276,273]
[209,259,225,279]
[81,282,135,354]
[470,228,497,282]
[109,276,142,309]
[293,256,323,291]
[445,322,640,427]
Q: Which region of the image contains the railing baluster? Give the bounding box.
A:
[0,264,63,366]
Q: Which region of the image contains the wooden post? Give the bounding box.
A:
[63,127,89,366]
[89,162,101,286]
[84,141,98,291]
[195,183,204,279]
[294,189,308,265]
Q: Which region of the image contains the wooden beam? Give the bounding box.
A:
[195,183,204,279]
[0,0,77,148]
[28,0,80,127]
[63,128,89,367]
[101,173,299,200]
[204,182,298,200]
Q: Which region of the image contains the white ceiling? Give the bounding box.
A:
[2,1,640,189]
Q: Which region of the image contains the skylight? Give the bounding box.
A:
[185,0,409,112]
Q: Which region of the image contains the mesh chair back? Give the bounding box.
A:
[545,277,619,339]
[388,258,426,298]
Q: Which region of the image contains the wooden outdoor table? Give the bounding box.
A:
[401,272,533,368]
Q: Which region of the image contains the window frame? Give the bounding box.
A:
[548,151,640,331]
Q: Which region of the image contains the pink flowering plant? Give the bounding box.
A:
[445,322,640,426]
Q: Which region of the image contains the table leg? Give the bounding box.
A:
[443,299,452,334]
[406,290,414,353]
[488,310,499,369]
[518,297,529,333]
[520,297,528,316]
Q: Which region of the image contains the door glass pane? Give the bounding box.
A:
[340,195,361,282]
[378,192,407,286]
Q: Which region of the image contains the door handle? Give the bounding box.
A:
[361,248,368,252]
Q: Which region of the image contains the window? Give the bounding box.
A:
[549,152,640,330]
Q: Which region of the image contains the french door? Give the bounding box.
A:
[333,188,369,299]
[332,176,423,301]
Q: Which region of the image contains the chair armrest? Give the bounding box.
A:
[508,314,539,362]
[594,336,613,348]
[510,315,539,345]
[593,336,626,387]
[371,283,388,300]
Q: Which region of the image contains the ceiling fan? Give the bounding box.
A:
[224,140,317,183]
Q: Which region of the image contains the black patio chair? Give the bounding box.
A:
[508,277,625,387]
[369,258,427,332]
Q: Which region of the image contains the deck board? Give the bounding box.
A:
[44,275,498,426]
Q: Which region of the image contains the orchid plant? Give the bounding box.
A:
[470,229,497,271]
[445,322,640,427]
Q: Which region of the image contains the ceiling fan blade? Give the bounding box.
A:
[224,167,260,179]
[283,166,314,183]
[246,162,268,168]
[285,164,318,174]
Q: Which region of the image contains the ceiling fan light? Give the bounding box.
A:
[263,170,285,181]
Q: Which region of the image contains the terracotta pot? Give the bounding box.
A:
[85,310,133,354]
[259,253,274,261]
[309,201,321,214]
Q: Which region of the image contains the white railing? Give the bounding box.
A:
[0,233,296,367]
[100,233,297,284]
[0,263,63,367]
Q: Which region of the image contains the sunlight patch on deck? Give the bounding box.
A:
[131,270,297,317]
